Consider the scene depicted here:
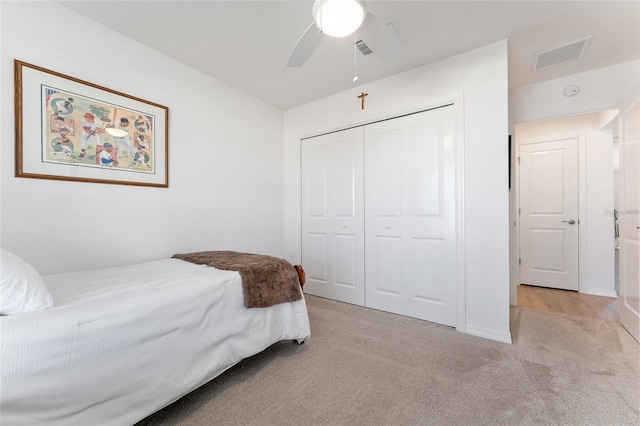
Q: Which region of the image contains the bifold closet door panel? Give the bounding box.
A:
[301,128,365,306]
[364,106,457,326]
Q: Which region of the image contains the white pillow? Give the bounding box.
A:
[1,249,54,315]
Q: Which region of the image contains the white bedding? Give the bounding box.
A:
[0,258,311,425]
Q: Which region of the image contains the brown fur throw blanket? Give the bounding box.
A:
[172,251,302,308]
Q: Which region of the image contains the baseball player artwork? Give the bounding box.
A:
[43,86,155,173]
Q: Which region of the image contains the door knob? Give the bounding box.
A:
[562,220,576,225]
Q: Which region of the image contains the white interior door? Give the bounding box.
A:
[364,106,457,326]
[301,128,365,305]
[519,139,579,291]
[618,101,639,342]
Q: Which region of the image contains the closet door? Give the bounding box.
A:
[301,128,365,305]
[364,106,457,326]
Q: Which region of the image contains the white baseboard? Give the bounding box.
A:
[582,288,618,298]
[465,324,512,344]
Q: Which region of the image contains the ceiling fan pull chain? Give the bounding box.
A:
[353,32,359,82]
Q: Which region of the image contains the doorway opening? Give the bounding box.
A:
[513,109,620,319]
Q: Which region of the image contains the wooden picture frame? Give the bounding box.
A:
[14,60,169,187]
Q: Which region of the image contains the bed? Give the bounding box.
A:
[0,249,311,425]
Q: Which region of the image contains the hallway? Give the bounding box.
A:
[517,284,619,321]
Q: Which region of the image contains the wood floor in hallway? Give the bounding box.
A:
[517,284,619,322]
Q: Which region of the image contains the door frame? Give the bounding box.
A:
[515,133,588,294]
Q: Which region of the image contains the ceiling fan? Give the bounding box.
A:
[287,0,403,67]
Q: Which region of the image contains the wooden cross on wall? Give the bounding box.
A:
[357,92,368,110]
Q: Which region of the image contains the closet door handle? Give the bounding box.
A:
[562,220,576,225]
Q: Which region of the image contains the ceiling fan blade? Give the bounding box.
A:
[358,12,403,63]
[287,22,324,67]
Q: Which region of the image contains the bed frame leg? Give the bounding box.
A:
[293,339,305,345]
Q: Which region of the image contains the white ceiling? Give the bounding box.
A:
[58,1,640,110]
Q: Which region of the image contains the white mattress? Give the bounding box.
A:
[0,258,311,425]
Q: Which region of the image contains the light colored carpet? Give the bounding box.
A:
[137,295,639,425]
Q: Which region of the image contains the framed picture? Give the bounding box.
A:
[14,60,169,187]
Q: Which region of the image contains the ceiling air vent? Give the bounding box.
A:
[532,36,592,71]
[356,40,373,56]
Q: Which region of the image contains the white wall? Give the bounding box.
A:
[510,60,640,125]
[1,1,285,275]
[284,41,511,343]
[516,110,618,297]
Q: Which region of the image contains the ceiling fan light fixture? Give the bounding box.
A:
[313,0,366,38]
